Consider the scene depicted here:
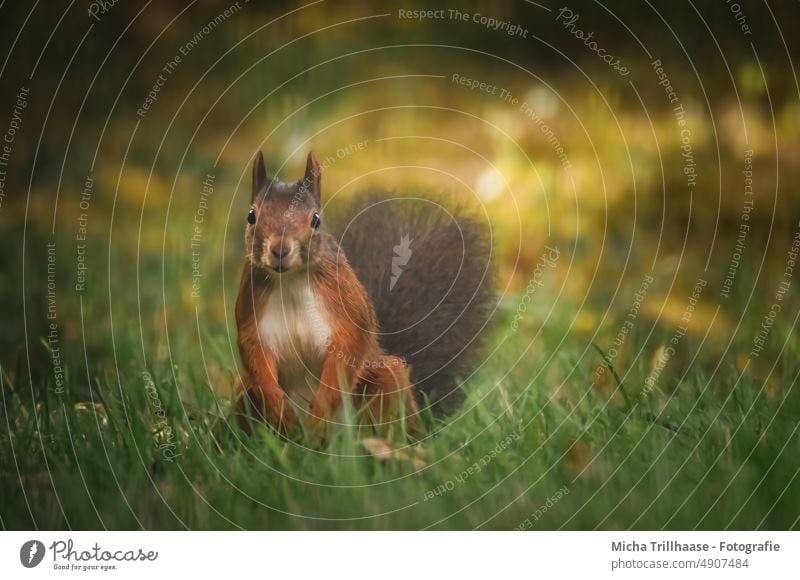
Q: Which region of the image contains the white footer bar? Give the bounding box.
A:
[0,532,796,578]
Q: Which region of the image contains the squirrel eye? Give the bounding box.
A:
[247,208,256,225]
[310,211,321,229]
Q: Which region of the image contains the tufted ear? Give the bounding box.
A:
[251,151,269,201]
[303,151,321,206]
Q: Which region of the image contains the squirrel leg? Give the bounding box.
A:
[235,349,298,437]
[236,383,297,437]
[306,352,361,440]
[360,356,423,439]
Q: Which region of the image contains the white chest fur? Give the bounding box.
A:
[258,278,332,408]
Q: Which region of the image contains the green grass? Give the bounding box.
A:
[2,0,800,530]
[3,296,799,530]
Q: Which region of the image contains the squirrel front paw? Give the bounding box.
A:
[235,387,300,439]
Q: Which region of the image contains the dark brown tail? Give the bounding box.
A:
[330,191,496,414]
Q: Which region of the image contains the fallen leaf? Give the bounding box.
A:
[565,439,593,479]
[361,438,427,469]
[362,438,393,460]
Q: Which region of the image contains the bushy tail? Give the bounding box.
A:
[330,191,496,414]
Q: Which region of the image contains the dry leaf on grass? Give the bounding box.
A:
[565,439,594,479]
[361,438,427,470]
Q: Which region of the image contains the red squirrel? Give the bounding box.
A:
[235,151,494,439]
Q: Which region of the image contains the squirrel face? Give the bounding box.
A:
[245,151,323,276]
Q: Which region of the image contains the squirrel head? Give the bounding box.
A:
[245,151,324,276]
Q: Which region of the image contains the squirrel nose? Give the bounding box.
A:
[270,243,291,260]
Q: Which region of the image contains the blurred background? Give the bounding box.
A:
[2,0,797,393]
[1,0,800,529]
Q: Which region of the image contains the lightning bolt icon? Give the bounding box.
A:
[28,542,38,564]
[390,234,413,290]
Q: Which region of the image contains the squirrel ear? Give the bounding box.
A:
[304,151,321,205]
[252,151,269,201]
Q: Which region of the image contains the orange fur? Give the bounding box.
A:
[234,267,298,437]
[235,151,422,441]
